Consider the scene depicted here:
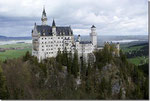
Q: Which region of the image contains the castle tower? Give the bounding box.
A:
[77,35,81,42]
[90,25,97,49]
[41,6,47,25]
[52,19,56,36]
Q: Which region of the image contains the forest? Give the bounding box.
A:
[0,43,149,100]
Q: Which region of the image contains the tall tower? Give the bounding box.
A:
[77,35,81,42]
[90,25,97,49]
[52,19,56,36]
[41,6,47,25]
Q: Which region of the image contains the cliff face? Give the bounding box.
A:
[97,63,127,99]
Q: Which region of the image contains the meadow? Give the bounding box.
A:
[0,43,32,61]
[121,43,148,66]
[128,56,148,66]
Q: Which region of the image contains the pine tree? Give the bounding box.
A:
[0,65,9,99]
[56,48,62,64]
[80,56,86,80]
[62,47,68,66]
[23,51,30,61]
[67,52,72,74]
[118,88,122,99]
[71,50,79,78]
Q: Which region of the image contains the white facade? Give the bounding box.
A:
[90,25,97,49]
[32,7,97,62]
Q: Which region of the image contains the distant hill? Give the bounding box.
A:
[0,35,31,41]
[0,35,6,38]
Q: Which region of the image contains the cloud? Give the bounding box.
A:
[0,0,148,36]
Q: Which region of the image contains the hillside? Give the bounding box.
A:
[121,42,148,66]
[0,35,31,41]
[0,44,148,100]
[0,43,32,61]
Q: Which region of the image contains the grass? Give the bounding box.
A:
[127,56,148,66]
[0,48,32,61]
[0,43,32,61]
[122,45,145,53]
[121,44,148,66]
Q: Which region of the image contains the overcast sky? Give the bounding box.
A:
[0,0,148,37]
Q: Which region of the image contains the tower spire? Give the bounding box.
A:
[41,5,47,25]
[52,18,56,35]
[52,18,56,27]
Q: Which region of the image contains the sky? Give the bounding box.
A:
[0,0,148,37]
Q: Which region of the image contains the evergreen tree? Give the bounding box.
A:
[56,48,62,64]
[71,50,79,78]
[67,51,72,74]
[80,56,86,80]
[62,47,68,66]
[23,51,31,61]
[118,88,122,99]
[0,65,9,99]
[120,50,127,63]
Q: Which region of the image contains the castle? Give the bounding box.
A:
[32,7,119,62]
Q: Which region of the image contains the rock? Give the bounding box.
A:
[112,82,120,94]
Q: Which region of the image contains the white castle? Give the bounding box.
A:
[32,7,119,62]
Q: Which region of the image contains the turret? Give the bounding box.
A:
[90,25,97,49]
[52,19,56,36]
[41,6,47,25]
[77,35,81,42]
[116,42,120,50]
[32,22,38,36]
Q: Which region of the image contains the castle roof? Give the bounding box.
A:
[42,7,47,17]
[91,25,96,28]
[79,41,92,44]
[52,19,56,27]
[36,25,73,36]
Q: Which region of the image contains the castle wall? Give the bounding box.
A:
[32,32,74,61]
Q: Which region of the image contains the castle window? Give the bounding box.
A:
[58,37,60,39]
[42,38,43,40]
[45,38,46,39]
[42,49,44,51]
[61,37,63,39]
[42,46,44,47]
